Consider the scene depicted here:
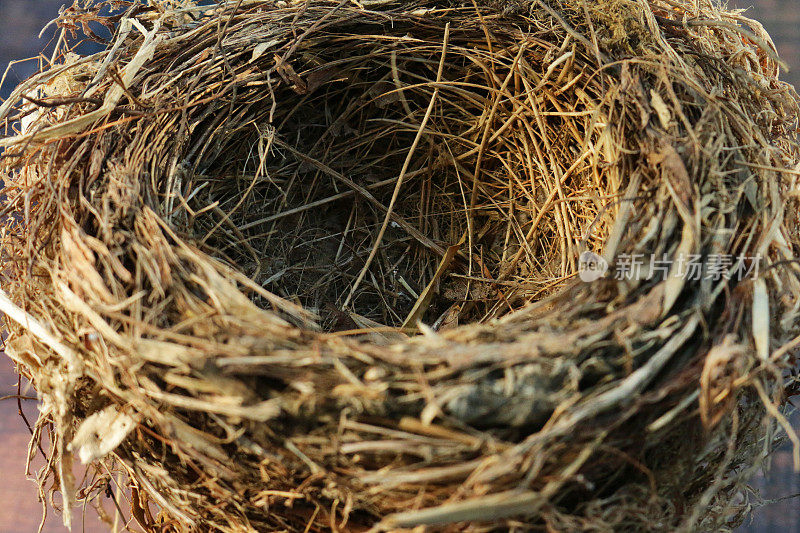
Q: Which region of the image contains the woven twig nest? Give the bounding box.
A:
[2,0,800,531]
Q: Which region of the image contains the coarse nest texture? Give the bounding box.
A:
[2,0,800,531]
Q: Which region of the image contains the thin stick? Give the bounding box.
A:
[237,175,399,231]
[342,23,451,308]
[0,288,80,371]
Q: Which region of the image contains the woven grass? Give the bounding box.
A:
[1,0,800,531]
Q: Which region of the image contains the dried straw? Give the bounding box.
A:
[1,0,800,531]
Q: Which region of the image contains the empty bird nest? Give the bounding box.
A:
[1,0,800,531]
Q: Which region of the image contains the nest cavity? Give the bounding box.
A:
[167,17,616,331]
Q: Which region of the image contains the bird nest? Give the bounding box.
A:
[1,0,800,531]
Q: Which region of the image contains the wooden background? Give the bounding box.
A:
[0,1,798,531]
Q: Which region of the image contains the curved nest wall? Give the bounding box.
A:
[1,0,800,531]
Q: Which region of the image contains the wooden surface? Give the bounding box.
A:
[0,1,798,531]
[0,357,106,532]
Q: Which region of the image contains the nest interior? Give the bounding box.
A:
[174,17,617,331]
[1,0,800,532]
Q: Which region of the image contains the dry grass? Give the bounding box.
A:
[1,0,800,531]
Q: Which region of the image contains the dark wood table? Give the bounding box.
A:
[1,356,106,532]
